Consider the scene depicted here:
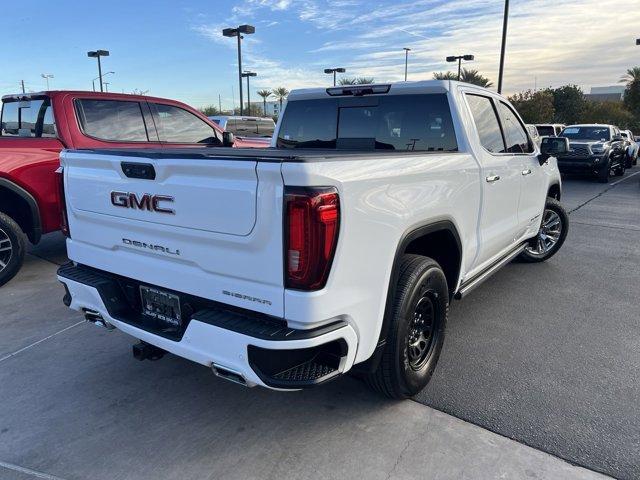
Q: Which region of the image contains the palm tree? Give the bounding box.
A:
[338,78,357,85]
[432,69,493,87]
[460,69,493,88]
[273,87,289,111]
[433,71,457,80]
[356,77,374,84]
[257,89,272,116]
[620,67,640,85]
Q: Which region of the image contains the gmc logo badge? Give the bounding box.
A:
[110,191,175,215]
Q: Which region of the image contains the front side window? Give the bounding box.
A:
[77,99,149,142]
[1,98,55,138]
[497,102,533,153]
[277,94,457,151]
[466,94,505,153]
[152,104,220,144]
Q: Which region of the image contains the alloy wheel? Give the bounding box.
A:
[0,227,13,273]
[524,209,562,257]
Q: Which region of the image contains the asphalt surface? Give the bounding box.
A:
[416,168,640,479]
[0,248,603,480]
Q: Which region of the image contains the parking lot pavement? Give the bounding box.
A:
[416,168,640,480]
[1,172,635,480]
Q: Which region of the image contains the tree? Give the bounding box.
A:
[550,85,586,124]
[338,78,357,85]
[508,89,555,123]
[583,101,634,129]
[433,69,493,87]
[620,67,640,121]
[273,87,289,110]
[432,71,457,81]
[356,77,374,84]
[257,89,272,116]
[199,105,220,116]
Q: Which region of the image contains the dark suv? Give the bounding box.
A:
[556,124,627,183]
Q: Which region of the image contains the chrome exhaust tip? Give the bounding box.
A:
[83,309,115,331]
[212,364,247,387]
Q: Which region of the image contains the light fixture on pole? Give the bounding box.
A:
[241,71,257,116]
[497,0,510,93]
[324,67,346,86]
[403,48,411,81]
[446,54,474,81]
[223,25,256,116]
[41,74,54,90]
[87,50,110,92]
[92,71,114,92]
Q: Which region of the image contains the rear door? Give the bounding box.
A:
[62,150,285,316]
[465,93,521,267]
[495,101,546,237]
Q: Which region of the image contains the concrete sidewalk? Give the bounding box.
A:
[0,249,607,480]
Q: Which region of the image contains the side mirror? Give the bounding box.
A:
[222,131,235,147]
[538,136,569,165]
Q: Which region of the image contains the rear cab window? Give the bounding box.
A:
[227,118,275,138]
[76,99,150,142]
[277,94,457,152]
[1,97,56,138]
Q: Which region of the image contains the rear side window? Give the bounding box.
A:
[76,99,149,142]
[277,94,457,151]
[536,126,555,137]
[497,102,533,153]
[1,98,56,138]
[466,94,505,153]
[152,103,220,144]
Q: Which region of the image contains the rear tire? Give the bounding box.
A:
[0,212,27,287]
[366,254,448,399]
[518,198,568,263]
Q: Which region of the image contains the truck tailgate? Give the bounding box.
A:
[61,150,284,316]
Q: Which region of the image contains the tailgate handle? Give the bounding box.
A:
[121,162,156,180]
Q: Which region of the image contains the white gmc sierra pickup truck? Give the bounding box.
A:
[57,80,570,399]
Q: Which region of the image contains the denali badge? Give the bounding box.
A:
[122,238,180,256]
[111,191,175,214]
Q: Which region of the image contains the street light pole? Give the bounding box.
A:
[87,50,110,92]
[41,74,54,90]
[324,67,346,86]
[403,48,411,81]
[497,0,510,93]
[242,71,257,116]
[92,71,114,93]
[446,55,475,81]
[223,25,256,116]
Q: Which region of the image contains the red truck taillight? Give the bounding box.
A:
[55,167,70,238]
[284,187,340,291]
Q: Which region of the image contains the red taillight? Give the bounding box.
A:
[285,187,340,291]
[56,167,70,238]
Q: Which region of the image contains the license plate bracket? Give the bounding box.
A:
[140,285,182,331]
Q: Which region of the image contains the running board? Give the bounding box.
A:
[455,244,526,299]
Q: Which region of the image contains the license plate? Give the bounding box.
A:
[140,285,182,329]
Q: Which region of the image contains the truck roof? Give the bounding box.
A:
[287,79,491,101]
[1,90,186,104]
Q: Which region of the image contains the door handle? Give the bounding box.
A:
[485,175,501,183]
[522,169,532,176]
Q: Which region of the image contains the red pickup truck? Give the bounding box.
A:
[0,90,252,286]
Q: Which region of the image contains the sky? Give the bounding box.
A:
[1,0,639,110]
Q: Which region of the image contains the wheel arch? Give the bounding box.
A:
[547,183,561,200]
[353,220,462,374]
[0,178,42,244]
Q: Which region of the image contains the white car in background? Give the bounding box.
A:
[209,116,275,144]
[526,124,541,147]
[620,130,638,167]
[535,124,565,137]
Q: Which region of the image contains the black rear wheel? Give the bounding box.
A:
[0,212,26,287]
[366,255,448,399]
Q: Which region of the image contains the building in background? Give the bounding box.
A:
[585,86,625,102]
[249,100,281,117]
